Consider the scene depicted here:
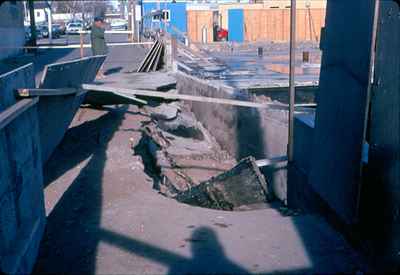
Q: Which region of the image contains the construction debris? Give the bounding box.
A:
[137,39,165,72]
[139,101,272,210]
[144,103,180,121]
[176,156,272,211]
[84,72,176,106]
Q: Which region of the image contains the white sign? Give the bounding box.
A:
[135,5,142,21]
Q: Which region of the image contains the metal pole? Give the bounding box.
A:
[135,3,141,42]
[288,0,297,162]
[80,32,84,58]
[48,7,53,44]
[128,0,133,42]
[132,1,136,42]
[356,0,381,219]
[27,0,37,50]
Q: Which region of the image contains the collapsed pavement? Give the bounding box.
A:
[22,37,368,274]
[139,100,274,210]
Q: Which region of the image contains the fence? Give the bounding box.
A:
[187,7,326,43]
[244,8,326,42]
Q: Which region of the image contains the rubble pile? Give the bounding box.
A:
[139,101,272,210]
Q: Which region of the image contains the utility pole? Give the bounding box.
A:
[128,0,135,42]
[27,0,37,50]
[132,0,136,41]
[119,0,126,19]
[288,0,296,162]
[128,0,133,41]
[82,1,85,22]
[136,1,141,41]
[47,1,53,44]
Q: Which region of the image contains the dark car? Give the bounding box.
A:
[57,23,66,35]
[52,24,63,37]
[35,25,44,39]
[40,25,61,38]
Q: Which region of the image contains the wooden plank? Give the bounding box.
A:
[255,155,288,167]
[16,88,78,97]
[176,157,272,210]
[112,90,148,105]
[22,42,152,50]
[141,41,160,72]
[137,41,158,72]
[0,98,38,130]
[146,41,162,72]
[152,43,164,71]
[234,7,328,42]
[82,83,311,111]
[85,90,147,106]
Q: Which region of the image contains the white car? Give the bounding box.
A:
[110,19,128,30]
[66,23,83,34]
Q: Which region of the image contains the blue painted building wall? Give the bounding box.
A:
[142,1,187,37]
[228,9,244,42]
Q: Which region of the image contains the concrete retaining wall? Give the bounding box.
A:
[0,64,46,275]
[176,72,294,202]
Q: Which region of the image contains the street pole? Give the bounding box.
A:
[27,0,37,50]
[288,0,297,162]
[80,33,84,58]
[82,1,85,22]
[136,2,142,42]
[356,0,381,220]
[128,0,133,41]
[48,7,53,44]
[132,0,136,42]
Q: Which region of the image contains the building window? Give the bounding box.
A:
[152,10,171,22]
[162,10,170,22]
[37,11,41,17]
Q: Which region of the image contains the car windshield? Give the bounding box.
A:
[69,24,81,27]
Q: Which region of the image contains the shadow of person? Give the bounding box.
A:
[169,227,249,275]
[34,107,127,274]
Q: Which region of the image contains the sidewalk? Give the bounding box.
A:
[34,104,366,274]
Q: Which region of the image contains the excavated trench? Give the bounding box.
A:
[132,99,275,212]
[131,42,318,211]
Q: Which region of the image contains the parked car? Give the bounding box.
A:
[110,19,128,30]
[41,26,49,38]
[57,22,66,35]
[66,22,83,34]
[52,24,63,37]
[40,26,61,39]
[35,25,45,39]
[24,26,32,42]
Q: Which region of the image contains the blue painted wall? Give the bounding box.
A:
[142,2,187,37]
[228,9,244,42]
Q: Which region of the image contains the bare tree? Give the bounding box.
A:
[53,1,109,19]
[53,1,80,15]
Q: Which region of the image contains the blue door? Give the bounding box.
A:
[228,9,244,42]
